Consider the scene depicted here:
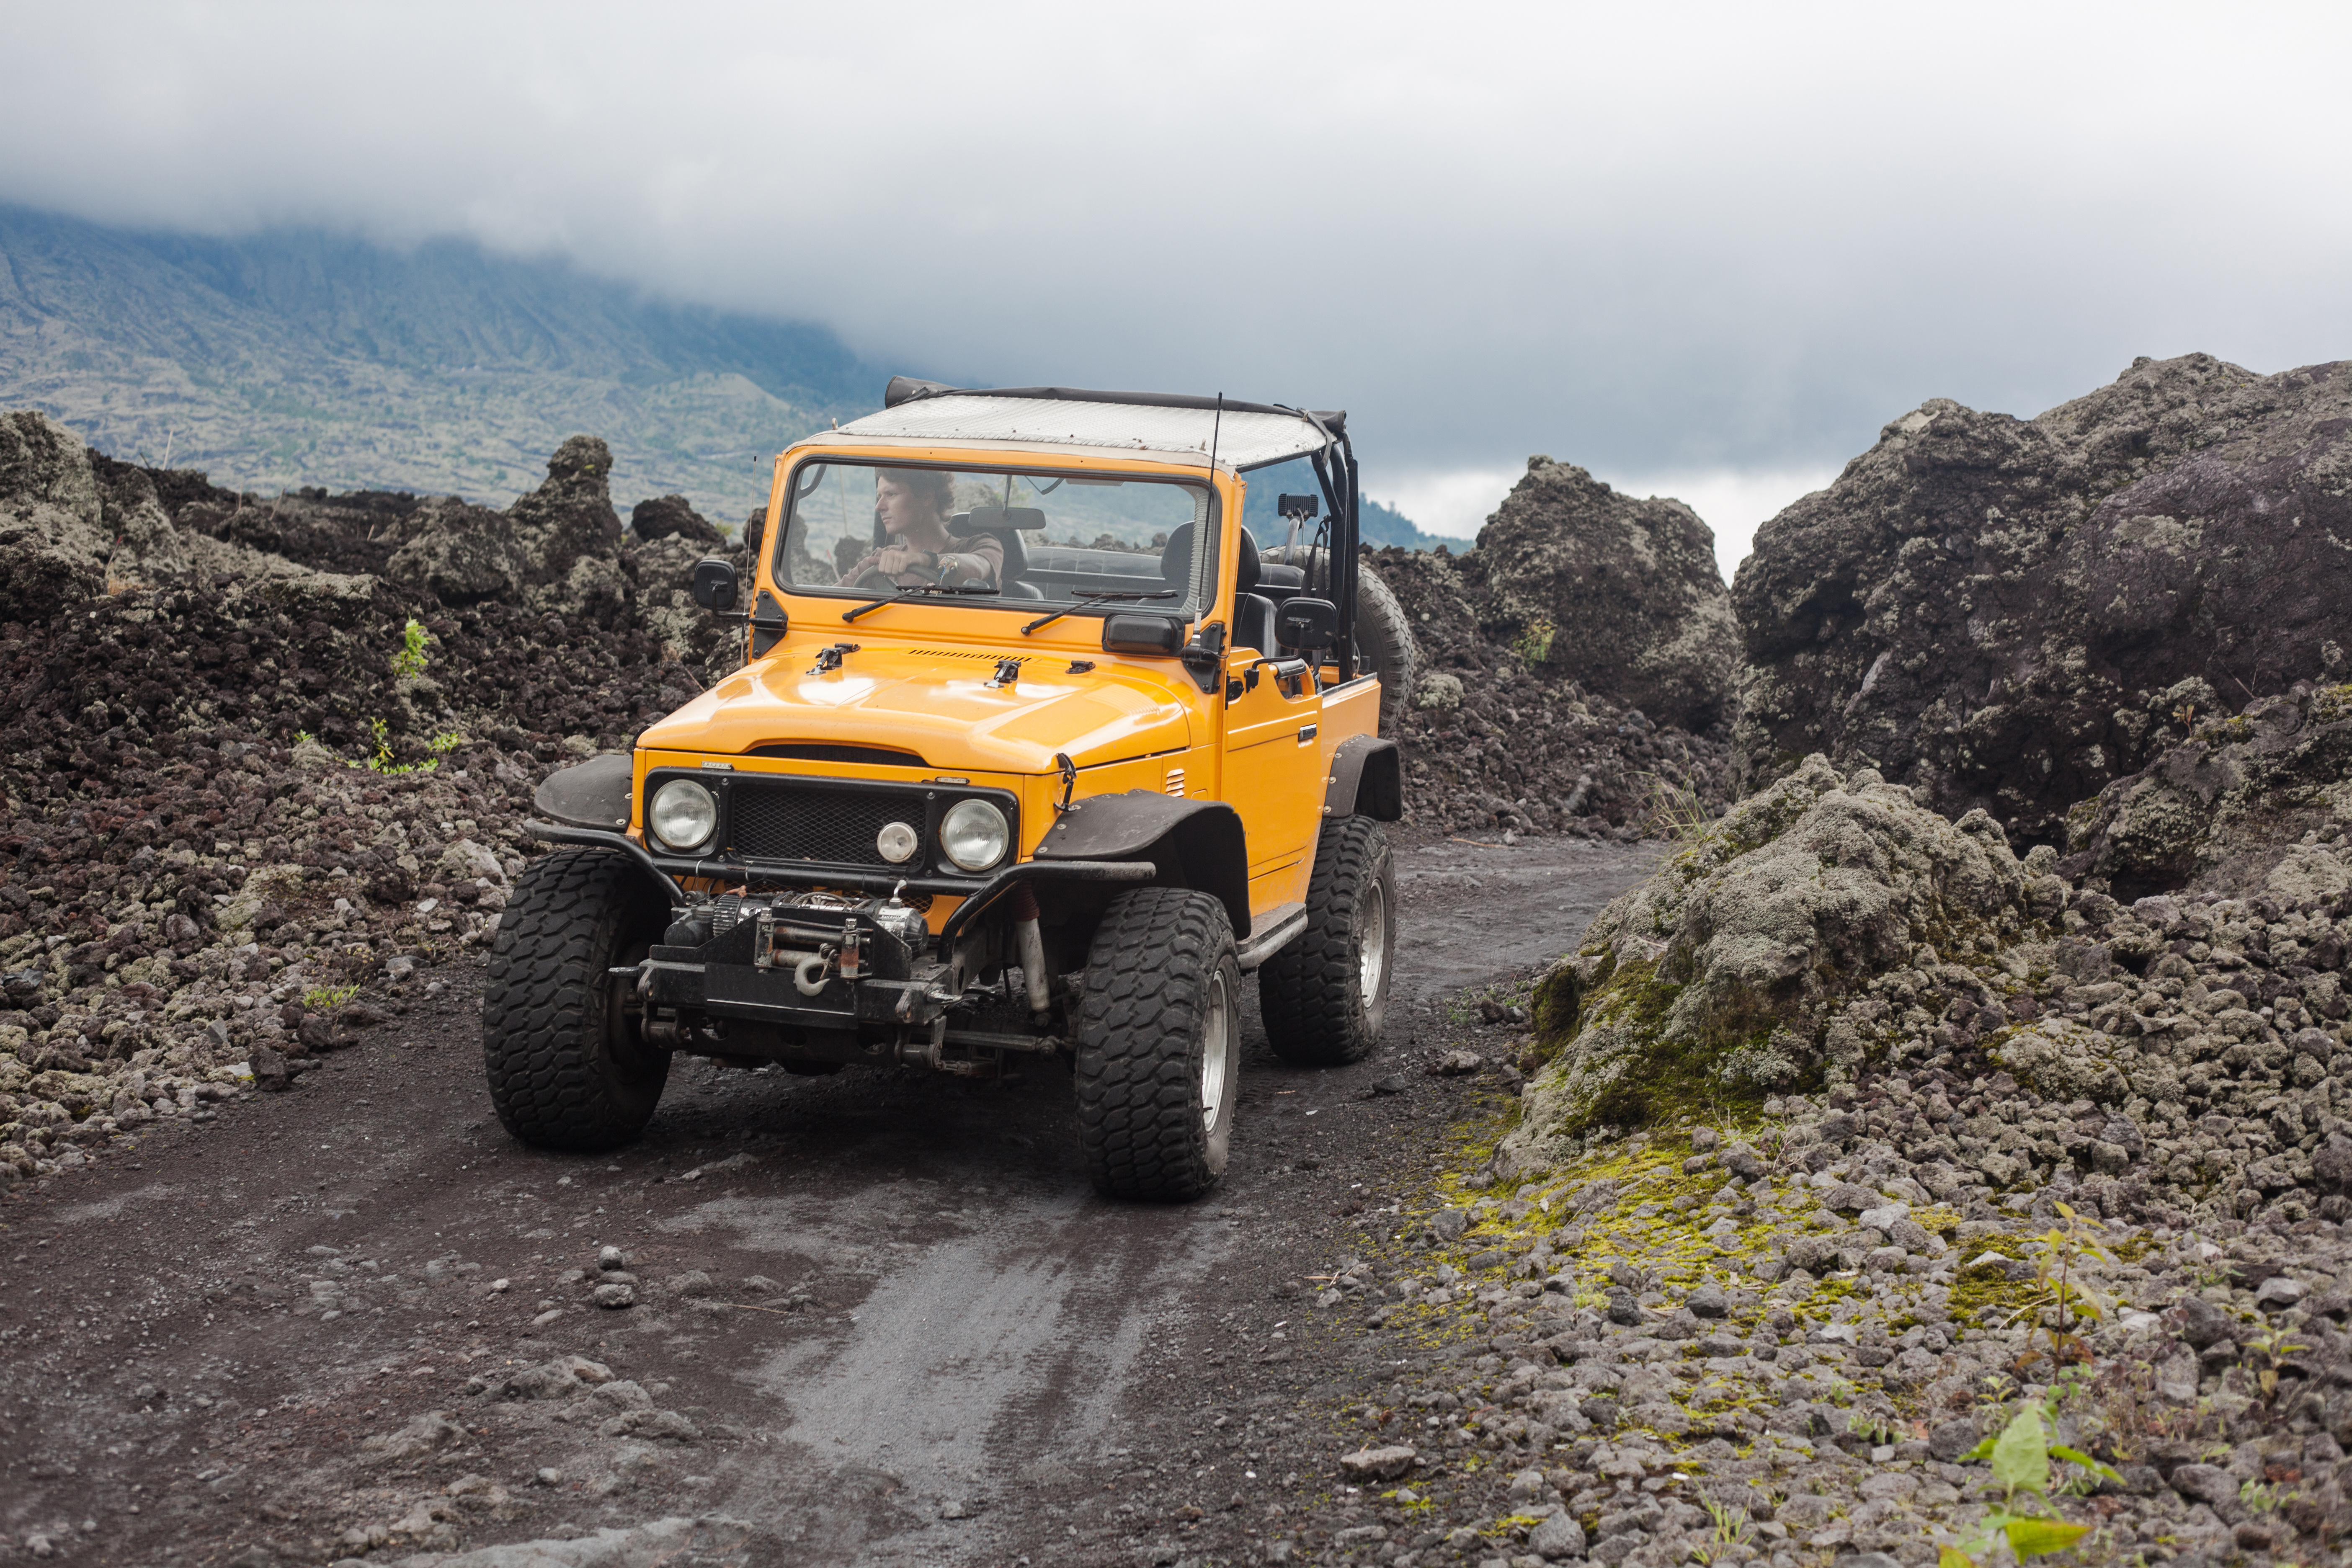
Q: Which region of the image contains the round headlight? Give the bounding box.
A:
[647,779,717,852]
[939,799,1010,872]
[876,820,919,863]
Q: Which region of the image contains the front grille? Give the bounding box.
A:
[731,781,921,868]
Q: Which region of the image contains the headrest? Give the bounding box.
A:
[1160,523,1193,585]
[1162,524,1257,592]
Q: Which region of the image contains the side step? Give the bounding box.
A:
[1234,902,1307,973]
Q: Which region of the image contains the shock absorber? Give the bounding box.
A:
[1008,882,1051,1021]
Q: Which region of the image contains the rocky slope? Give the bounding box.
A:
[1388,743,2352,1562]
[1307,1104,2352,1565]
[1731,353,2352,848]
[0,411,750,1186]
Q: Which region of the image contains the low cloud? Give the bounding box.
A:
[2,2,2346,487]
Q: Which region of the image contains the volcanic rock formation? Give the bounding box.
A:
[1501,741,2352,1246]
[1452,457,1738,732]
[1368,470,1739,841]
[1731,353,2352,845]
[1498,755,2060,1176]
[2064,679,2352,900]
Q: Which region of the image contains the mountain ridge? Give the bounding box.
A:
[0,203,874,521]
[0,203,1447,546]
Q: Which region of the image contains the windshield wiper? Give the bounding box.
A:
[1021,588,1178,636]
[841,582,1001,623]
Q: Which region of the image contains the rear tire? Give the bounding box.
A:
[482,848,671,1151]
[1264,547,1419,738]
[1354,560,1419,740]
[1259,816,1395,1065]
[1073,887,1238,1201]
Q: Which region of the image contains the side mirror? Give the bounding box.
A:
[692,557,740,612]
[1278,493,1320,521]
[1102,613,1184,655]
[1276,596,1338,650]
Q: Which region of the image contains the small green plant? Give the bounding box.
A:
[2242,1324,2307,1407]
[2239,1478,2279,1514]
[1510,617,1555,666]
[391,617,433,678]
[1942,1400,2118,1565]
[2007,1202,2116,1372]
[303,983,359,1010]
[1700,1495,1753,1545]
[336,717,463,775]
[1640,772,1714,842]
[1847,1410,1897,1447]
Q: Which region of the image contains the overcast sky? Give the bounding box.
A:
[5,1,2348,572]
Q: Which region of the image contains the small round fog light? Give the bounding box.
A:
[877,820,919,863]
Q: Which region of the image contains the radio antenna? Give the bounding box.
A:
[1203,393,1224,596]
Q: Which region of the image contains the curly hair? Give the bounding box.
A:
[874,467,955,518]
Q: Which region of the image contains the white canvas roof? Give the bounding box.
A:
[830,393,1337,472]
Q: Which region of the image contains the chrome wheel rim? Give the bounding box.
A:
[1200,967,1232,1132]
[1359,882,1388,1006]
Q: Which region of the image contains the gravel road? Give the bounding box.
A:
[0,833,1660,1567]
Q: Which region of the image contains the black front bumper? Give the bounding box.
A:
[523,820,1155,1056]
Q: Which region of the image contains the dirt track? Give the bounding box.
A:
[0,833,1659,1567]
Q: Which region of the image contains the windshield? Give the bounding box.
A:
[773,459,1217,618]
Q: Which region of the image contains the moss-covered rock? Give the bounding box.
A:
[1498,753,2056,1180]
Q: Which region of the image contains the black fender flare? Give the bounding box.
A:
[533,753,634,831]
[1032,792,1252,937]
[1324,735,1403,822]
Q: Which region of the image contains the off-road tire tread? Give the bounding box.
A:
[1259,816,1392,1065]
[1073,887,1235,1201]
[1354,560,1419,738]
[482,847,669,1151]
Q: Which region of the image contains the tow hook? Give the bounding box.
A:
[792,948,836,997]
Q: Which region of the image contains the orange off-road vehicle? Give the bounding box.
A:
[485,380,1415,1198]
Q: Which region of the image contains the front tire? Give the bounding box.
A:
[482,848,671,1150]
[1259,816,1395,1065]
[1073,887,1239,1201]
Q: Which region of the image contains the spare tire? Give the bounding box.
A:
[1263,548,1420,738]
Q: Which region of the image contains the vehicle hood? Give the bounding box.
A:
[638,643,1199,773]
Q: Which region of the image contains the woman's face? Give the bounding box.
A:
[875,477,947,545]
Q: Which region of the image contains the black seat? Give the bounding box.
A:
[952,510,1044,599]
[1163,524,1277,653]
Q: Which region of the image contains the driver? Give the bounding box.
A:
[837,468,1001,589]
